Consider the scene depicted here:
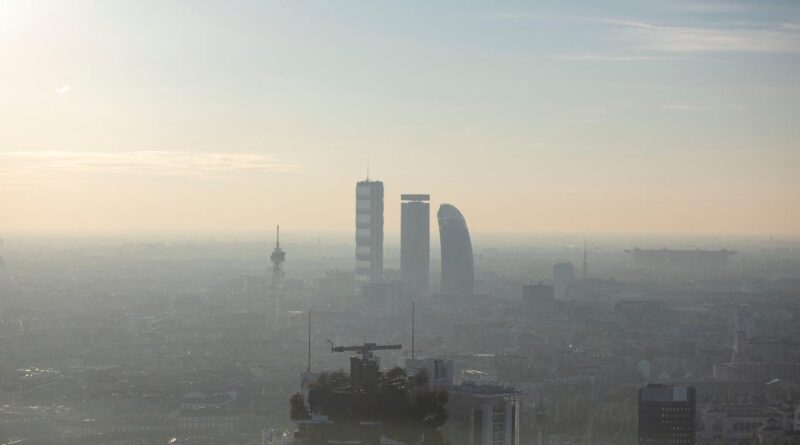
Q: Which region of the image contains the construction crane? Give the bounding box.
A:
[326,340,402,362]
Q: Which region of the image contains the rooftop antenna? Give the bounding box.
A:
[307,310,312,373]
[366,156,370,181]
[412,301,416,360]
[276,225,280,249]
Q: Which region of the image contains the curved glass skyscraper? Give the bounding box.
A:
[438,203,474,296]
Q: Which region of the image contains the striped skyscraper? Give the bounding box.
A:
[355,179,384,287]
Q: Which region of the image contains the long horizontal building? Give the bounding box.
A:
[626,248,736,262]
[626,248,736,274]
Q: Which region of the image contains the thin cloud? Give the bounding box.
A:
[556,54,681,61]
[0,151,300,179]
[668,1,751,13]
[54,85,71,95]
[662,103,745,111]
[608,19,800,53]
[472,9,799,54]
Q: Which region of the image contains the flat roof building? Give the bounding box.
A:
[638,384,696,445]
[401,194,430,298]
[443,382,520,445]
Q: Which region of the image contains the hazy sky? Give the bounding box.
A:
[1,0,799,236]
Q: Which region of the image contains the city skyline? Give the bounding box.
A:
[1,1,799,236]
[2,2,800,445]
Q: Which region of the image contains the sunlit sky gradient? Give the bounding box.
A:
[1,0,799,236]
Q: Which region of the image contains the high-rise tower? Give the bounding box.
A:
[269,226,286,322]
[438,203,474,297]
[553,262,576,299]
[401,194,430,298]
[270,225,286,292]
[356,179,384,287]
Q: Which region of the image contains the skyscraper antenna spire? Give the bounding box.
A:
[366,156,370,181]
[276,225,280,249]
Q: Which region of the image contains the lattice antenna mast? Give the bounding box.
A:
[270,225,286,292]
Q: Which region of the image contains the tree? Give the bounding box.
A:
[380,367,408,393]
[411,390,449,429]
[290,393,310,420]
[294,366,450,444]
[411,367,430,389]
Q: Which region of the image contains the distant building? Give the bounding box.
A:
[615,300,667,330]
[270,226,286,295]
[401,194,430,298]
[714,309,800,383]
[313,270,355,303]
[177,408,237,436]
[626,248,736,279]
[269,225,286,323]
[532,393,549,445]
[296,342,449,444]
[638,384,696,445]
[356,179,384,287]
[699,403,794,445]
[180,391,237,410]
[522,284,554,315]
[360,281,401,314]
[442,382,520,445]
[404,357,454,390]
[438,203,474,297]
[552,263,575,299]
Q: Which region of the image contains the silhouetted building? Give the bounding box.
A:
[360,281,401,314]
[552,262,575,299]
[438,203,474,297]
[626,248,736,279]
[313,270,355,304]
[533,393,549,445]
[638,384,696,445]
[714,308,800,383]
[356,179,384,287]
[269,225,286,322]
[401,194,430,298]
[522,284,555,315]
[443,382,520,445]
[405,357,454,390]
